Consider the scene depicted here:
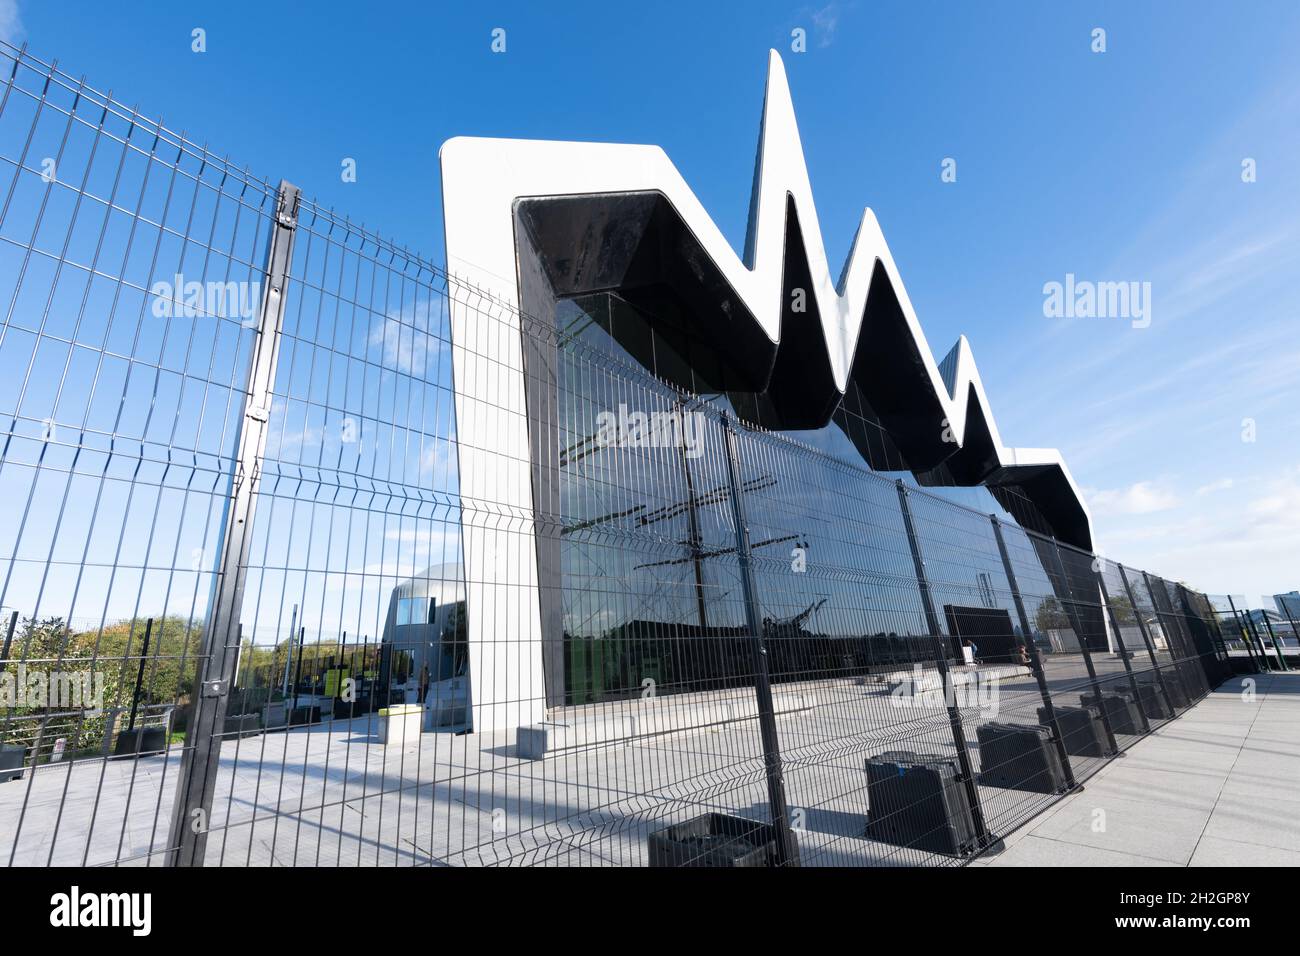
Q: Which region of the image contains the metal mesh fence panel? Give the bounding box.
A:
[0,40,1252,868]
[0,42,278,866]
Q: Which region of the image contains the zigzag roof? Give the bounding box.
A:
[440,51,1092,549]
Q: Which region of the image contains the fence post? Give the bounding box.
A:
[1194,591,1233,675]
[0,611,17,746]
[282,603,298,697]
[1045,540,1118,754]
[1144,571,1202,703]
[1,610,16,662]
[990,517,1077,790]
[1223,595,1258,672]
[166,180,301,867]
[895,480,997,850]
[720,413,797,866]
[1190,593,1232,684]
[1226,594,1267,673]
[1095,572,1151,733]
[1259,609,1290,672]
[125,618,154,735]
[1154,579,1209,697]
[1277,601,1300,667]
[1116,565,1182,712]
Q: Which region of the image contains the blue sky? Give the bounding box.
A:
[7,0,1299,600]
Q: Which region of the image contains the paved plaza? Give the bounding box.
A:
[977,673,1300,866]
[2,660,1278,868]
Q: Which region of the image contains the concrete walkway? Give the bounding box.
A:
[974,672,1300,866]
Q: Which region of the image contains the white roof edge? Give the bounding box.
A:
[440,50,1093,546]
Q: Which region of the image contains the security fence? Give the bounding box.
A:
[1210,593,1295,673]
[0,41,1252,868]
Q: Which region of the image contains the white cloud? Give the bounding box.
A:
[1247,482,1300,523]
[0,1,23,46]
[1195,478,1234,496]
[1087,481,1180,516]
[811,3,840,47]
[1092,467,1300,596]
[368,298,446,378]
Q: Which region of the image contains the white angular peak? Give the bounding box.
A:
[440,50,1091,546]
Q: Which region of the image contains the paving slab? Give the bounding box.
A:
[978,834,1176,867]
[1201,797,1300,853]
[985,673,1300,867]
[1189,835,1300,867]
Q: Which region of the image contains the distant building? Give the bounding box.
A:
[1243,607,1297,644]
[380,565,469,730]
[1275,591,1300,622]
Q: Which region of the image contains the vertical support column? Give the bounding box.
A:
[990,517,1077,790]
[895,480,995,849]
[1045,540,1118,754]
[166,181,300,867]
[1096,572,1151,733]
[720,414,797,866]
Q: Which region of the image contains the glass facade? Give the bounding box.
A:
[547,291,1109,706]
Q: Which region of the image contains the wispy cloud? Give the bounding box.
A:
[1246,475,1300,526]
[1195,478,1234,496]
[368,298,447,378]
[0,0,23,46]
[811,3,841,48]
[1086,481,1180,516]
[1093,466,1300,597]
[978,56,1300,598]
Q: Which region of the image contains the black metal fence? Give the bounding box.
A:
[0,41,1256,868]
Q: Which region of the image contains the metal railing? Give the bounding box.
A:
[0,41,1249,867]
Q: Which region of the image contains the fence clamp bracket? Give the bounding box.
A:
[275,182,301,230]
[201,680,229,699]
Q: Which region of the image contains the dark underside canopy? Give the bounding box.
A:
[513,190,1092,550]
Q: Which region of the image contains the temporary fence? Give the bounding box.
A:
[0,41,1246,867]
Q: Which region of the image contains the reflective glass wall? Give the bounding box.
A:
[548,291,1093,707]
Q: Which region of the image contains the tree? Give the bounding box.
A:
[1107,593,1137,626]
[1,615,203,755]
[1034,596,1069,632]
